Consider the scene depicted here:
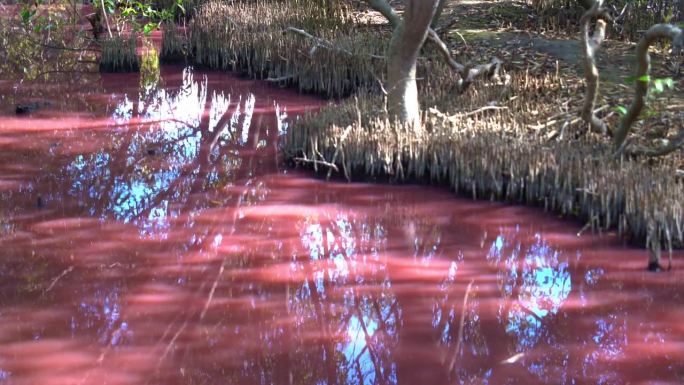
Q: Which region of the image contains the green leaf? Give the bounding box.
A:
[653,80,664,93]
[615,105,628,116]
[142,22,158,35]
[637,74,651,83]
[104,0,116,13]
[121,7,135,17]
[160,9,173,21]
[624,74,651,84]
[19,7,34,24]
[651,77,675,94]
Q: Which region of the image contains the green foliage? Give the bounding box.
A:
[618,75,676,118]
[651,77,675,94]
[2,2,95,82]
[95,0,185,35]
[626,74,652,83]
[140,42,161,90]
[19,6,37,24]
[624,74,674,93]
[615,105,628,116]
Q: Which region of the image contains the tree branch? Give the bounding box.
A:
[425,27,502,92]
[580,0,609,135]
[284,26,385,59]
[365,0,501,92]
[99,0,113,38]
[614,23,684,153]
[366,0,400,27]
[427,28,465,71]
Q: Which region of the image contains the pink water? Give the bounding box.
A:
[0,66,683,385]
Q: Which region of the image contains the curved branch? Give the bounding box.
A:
[580,0,609,134]
[614,24,684,153]
[426,28,502,92]
[284,27,385,59]
[459,57,503,92]
[427,28,465,71]
[366,0,400,27]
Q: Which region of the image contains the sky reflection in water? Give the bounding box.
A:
[0,66,683,385]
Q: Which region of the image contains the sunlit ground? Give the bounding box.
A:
[0,67,683,385]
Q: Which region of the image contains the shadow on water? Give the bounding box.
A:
[0,66,683,385]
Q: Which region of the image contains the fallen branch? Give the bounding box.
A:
[458,58,504,92]
[433,16,461,36]
[461,105,508,117]
[365,0,501,91]
[425,27,502,92]
[285,27,385,60]
[429,105,508,121]
[625,130,684,157]
[528,105,609,131]
[265,74,296,82]
[293,157,339,172]
[427,28,465,71]
[454,31,468,47]
[44,266,75,293]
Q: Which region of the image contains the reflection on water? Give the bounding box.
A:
[488,233,572,352]
[0,66,683,385]
[74,285,132,347]
[64,68,263,236]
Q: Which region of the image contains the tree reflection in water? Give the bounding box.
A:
[64,68,248,234]
[0,67,683,385]
[488,233,572,351]
[298,213,397,385]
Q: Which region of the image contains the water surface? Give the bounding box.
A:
[1,66,683,385]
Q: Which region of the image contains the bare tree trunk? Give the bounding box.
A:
[385,0,439,128]
[365,0,500,125]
